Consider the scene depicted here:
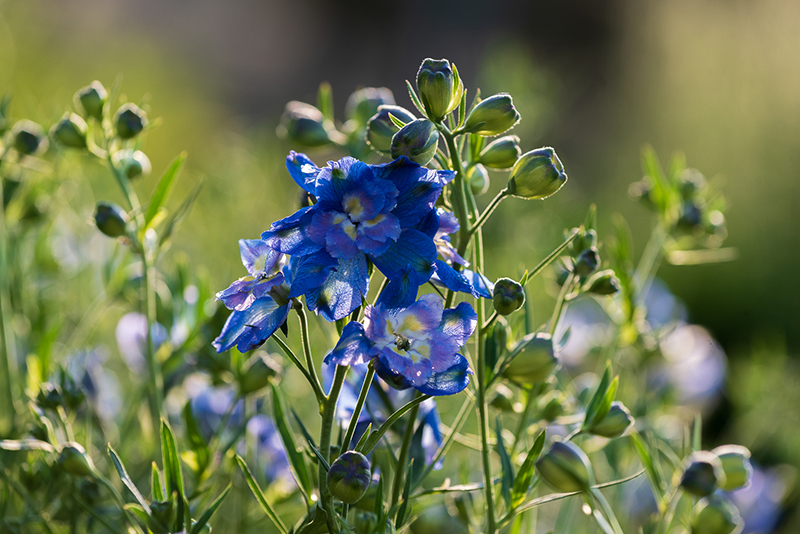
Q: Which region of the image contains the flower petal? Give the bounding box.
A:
[324,321,375,366]
[286,151,320,194]
[413,354,472,396]
[439,302,477,347]
[261,205,323,256]
[213,298,290,353]
[370,228,436,286]
[370,157,446,228]
[239,239,282,276]
[314,157,373,212]
[376,268,418,309]
[306,254,369,321]
[288,250,338,298]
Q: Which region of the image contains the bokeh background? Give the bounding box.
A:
[3,0,799,529]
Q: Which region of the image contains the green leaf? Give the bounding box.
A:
[108,444,151,512]
[583,363,615,430]
[630,431,664,501]
[457,87,468,129]
[511,430,546,508]
[640,145,672,214]
[145,152,187,227]
[189,484,232,534]
[235,455,289,534]
[158,180,203,247]
[317,82,334,123]
[495,417,514,507]
[388,112,409,129]
[159,418,186,531]
[271,385,312,495]
[396,459,415,529]
[124,503,169,533]
[405,80,426,116]
[373,475,385,524]
[151,462,164,501]
[691,414,702,452]
[0,439,55,453]
[182,401,210,474]
[584,204,597,231]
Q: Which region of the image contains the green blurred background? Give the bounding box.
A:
[2,0,799,527]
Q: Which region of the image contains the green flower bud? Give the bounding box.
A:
[390,118,439,165]
[571,229,597,256]
[582,269,621,296]
[680,168,707,200]
[489,384,518,413]
[12,120,47,156]
[478,135,521,169]
[678,199,704,231]
[37,382,63,410]
[94,201,129,238]
[691,495,743,534]
[238,351,281,395]
[416,58,463,122]
[538,390,567,422]
[346,87,395,126]
[680,451,725,497]
[535,441,595,492]
[462,94,520,136]
[327,451,371,504]
[586,401,634,438]
[112,149,152,180]
[573,247,600,277]
[712,445,752,491]
[492,277,525,316]
[51,113,88,148]
[366,105,416,154]
[467,163,490,196]
[503,332,558,385]
[507,147,567,199]
[74,81,107,120]
[355,511,379,534]
[114,103,147,139]
[277,101,336,147]
[58,442,96,478]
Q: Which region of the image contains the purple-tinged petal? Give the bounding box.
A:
[435,208,460,237]
[439,302,477,347]
[288,250,338,298]
[325,218,361,259]
[356,213,401,255]
[314,158,373,212]
[213,298,290,353]
[463,269,494,299]
[370,157,445,228]
[239,239,282,277]
[286,151,320,195]
[324,322,376,366]
[414,208,440,239]
[377,346,433,386]
[370,228,436,286]
[431,260,473,296]
[393,294,444,340]
[363,304,393,345]
[340,178,395,222]
[217,272,286,311]
[376,269,418,309]
[306,254,369,321]
[413,354,472,396]
[373,356,414,390]
[261,205,323,256]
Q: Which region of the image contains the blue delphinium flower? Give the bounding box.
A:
[213,240,293,353]
[186,377,244,440]
[247,415,296,489]
[325,294,476,395]
[262,153,454,321]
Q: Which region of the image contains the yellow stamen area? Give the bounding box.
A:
[343,194,364,220]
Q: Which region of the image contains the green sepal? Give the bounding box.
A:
[495,417,515,507]
[108,444,151,512]
[511,430,546,508]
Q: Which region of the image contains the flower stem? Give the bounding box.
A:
[438,125,472,260]
[296,305,324,410]
[319,364,348,533]
[0,151,19,432]
[548,272,576,336]
[342,362,375,451]
[273,331,326,404]
[467,188,508,240]
[390,393,421,514]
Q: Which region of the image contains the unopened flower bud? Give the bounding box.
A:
[680,169,707,200]
[583,269,621,296]
[478,135,521,169]
[94,201,129,238]
[346,87,395,126]
[114,103,147,139]
[680,451,725,497]
[12,120,47,155]
[278,101,336,147]
[587,401,634,438]
[490,384,518,413]
[355,511,379,534]
[37,382,63,410]
[507,147,567,199]
[390,118,439,165]
[573,247,600,277]
[691,495,743,534]
[238,352,281,395]
[678,199,704,231]
[327,451,371,504]
[74,81,107,120]
[711,445,752,491]
[366,105,416,154]
[571,229,597,256]
[462,94,520,136]
[58,442,96,478]
[467,163,490,196]
[51,113,88,148]
[416,58,463,122]
[538,390,567,422]
[492,278,525,316]
[112,149,152,180]
[536,441,594,492]
[504,332,558,385]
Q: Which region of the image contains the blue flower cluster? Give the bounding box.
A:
[215,152,488,395]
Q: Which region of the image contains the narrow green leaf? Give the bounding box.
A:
[159,418,186,531]
[374,475,385,524]
[236,455,289,534]
[361,395,431,455]
[189,484,232,534]
[354,422,372,452]
[151,462,164,501]
[405,80,426,116]
[308,439,330,472]
[145,152,187,226]
[511,430,546,508]
[592,377,619,429]
[158,180,203,247]
[271,385,312,495]
[584,204,597,231]
[182,401,210,473]
[317,82,334,123]
[290,409,318,449]
[457,87,468,129]
[691,414,702,452]
[396,459,415,528]
[108,444,151,512]
[124,503,166,533]
[583,363,613,429]
[388,112,410,129]
[630,432,664,501]
[0,439,55,453]
[495,418,514,507]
